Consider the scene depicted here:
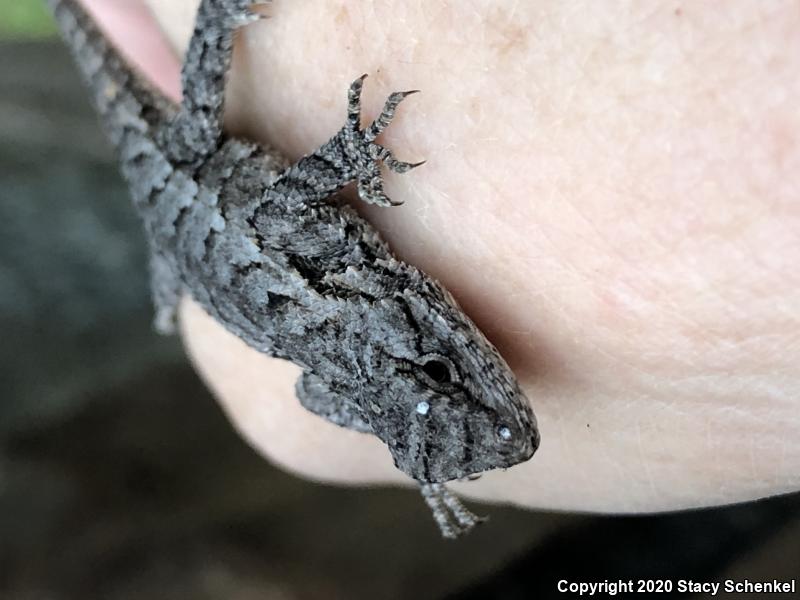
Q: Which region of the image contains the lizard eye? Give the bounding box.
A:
[497,425,513,441]
[421,355,456,384]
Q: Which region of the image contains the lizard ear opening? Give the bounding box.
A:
[420,355,457,384]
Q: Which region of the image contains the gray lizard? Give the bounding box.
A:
[48,0,540,538]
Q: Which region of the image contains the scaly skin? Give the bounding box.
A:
[49,0,540,537]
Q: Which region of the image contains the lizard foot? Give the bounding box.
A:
[335,75,424,207]
[420,483,487,539]
[202,0,270,29]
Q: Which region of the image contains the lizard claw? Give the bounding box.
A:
[337,75,423,207]
[420,483,486,539]
[365,89,420,142]
[218,1,270,27]
[244,0,272,22]
[234,5,269,26]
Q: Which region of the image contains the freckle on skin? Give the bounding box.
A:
[334,3,349,26]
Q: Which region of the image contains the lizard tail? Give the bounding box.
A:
[46,0,176,147]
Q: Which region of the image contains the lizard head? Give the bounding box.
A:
[361,268,540,483]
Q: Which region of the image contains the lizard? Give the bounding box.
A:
[48,0,540,538]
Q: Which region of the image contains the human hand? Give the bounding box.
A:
[85,0,800,512]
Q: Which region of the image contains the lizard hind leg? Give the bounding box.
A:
[149,252,183,335]
[420,483,486,539]
[164,0,270,163]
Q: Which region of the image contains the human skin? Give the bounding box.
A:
[78,0,800,512]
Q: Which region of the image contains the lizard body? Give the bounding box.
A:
[49,0,540,538]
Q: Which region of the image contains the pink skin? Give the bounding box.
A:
[77,0,181,101]
[79,0,800,513]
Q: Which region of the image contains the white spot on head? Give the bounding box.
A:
[416,401,430,415]
[210,211,226,232]
[498,426,512,440]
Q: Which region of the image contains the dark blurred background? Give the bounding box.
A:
[1,4,798,599]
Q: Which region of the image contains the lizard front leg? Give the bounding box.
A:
[295,372,373,433]
[332,74,425,207]
[299,373,486,539]
[249,75,423,231]
[420,484,486,539]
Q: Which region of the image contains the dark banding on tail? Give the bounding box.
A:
[47,0,175,147]
[47,0,183,217]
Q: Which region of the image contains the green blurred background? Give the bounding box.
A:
[0,0,55,37]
